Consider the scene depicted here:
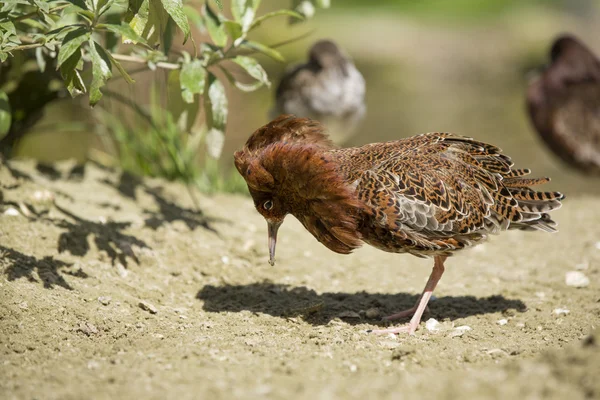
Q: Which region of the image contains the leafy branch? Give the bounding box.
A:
[1,0,330,156]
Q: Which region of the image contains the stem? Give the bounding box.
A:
[13,4,69,22]
[110,53,180,70]
[5,42,45,51]
[185,183,201,212]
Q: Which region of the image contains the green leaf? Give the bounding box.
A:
[314,0,330,7]
[128,0,169,48]
[88,39,112,106]
[223,20,242,42]
[212,0,223,10]
[241,40,284,62]
[183,5,203,29]
[218,65,263,92]
[67,0,89,10]
[59,48,85,96]
[231,56,270,87]
[179,58,206,103]
[204,73,227,159]
[0,21,16,36]
[202,3,226,47]
[167,69,199,132]
[160,0,190,43]
[33,0,50,13]
[60,50,86,97]
[127,0,145,14]
[0,91,11,140]
[95,0,115,16]
[57,27,90,68]
[230,0,259,32]
[35,47,46,72]
[102,22,147,45]
[250,9,303,30]
[104,52,134,84]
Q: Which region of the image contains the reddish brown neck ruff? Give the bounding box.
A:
[234,115,364,257]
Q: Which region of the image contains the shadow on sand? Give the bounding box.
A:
[101,172,217,232]
[196,281,526,326]
[0,245,88,290]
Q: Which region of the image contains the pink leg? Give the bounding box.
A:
[381,297,428,321]
[369,255,446,335]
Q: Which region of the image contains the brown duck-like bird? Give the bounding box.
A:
[234,115,564,335]
[527,34,600,174]
[271,40,365,144]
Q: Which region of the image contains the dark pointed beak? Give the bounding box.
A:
[267,221,281,266]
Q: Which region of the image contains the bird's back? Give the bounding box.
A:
[527,35,600,174]
[327,133,564,257]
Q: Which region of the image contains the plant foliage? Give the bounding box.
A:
[0,0,330,153]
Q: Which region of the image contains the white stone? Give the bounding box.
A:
[449,325,472,338]
[565,271,590,288]
[497,319,508,326]
[3,208,19,216]
[425,318,441,332]
[553,308,570,316]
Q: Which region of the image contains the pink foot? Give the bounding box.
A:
[367,320,419,335]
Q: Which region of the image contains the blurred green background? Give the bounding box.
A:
[11,0,600,195]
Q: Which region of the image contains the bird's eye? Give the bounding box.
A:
[263,200,274,210]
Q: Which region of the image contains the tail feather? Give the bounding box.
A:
[500,175,564,232]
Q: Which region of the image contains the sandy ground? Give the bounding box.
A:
[1,159,599,400]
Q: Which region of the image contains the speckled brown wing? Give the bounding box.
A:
[337,133,564,257]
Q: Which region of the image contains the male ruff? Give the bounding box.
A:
[234,115,564,335]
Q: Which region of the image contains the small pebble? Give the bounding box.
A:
[31,190,54,203]
[449,326,472,338]
[139,301,158,314]
[3,208,20,216]
[221,256,230,264]
[553,308,570,316]
[87,360,100,370]
[497,319,508,326]
[77,322,99,336]
[425,318,441,332]
[565,271,590,288]
[337,310,360,319]
[98,296,112,306]
[365,308,380,319]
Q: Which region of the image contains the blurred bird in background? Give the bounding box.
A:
[526,34,600,175]
[234,115,564,335]
[271,40,366,145]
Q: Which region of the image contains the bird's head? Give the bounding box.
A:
[546,34,600,88]
[308,39,348,71]
[234,115,363,265]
